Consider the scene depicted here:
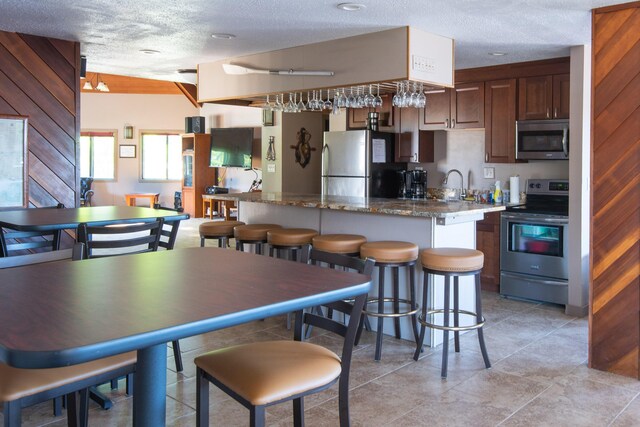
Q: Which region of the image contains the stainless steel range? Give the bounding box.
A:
[500,179,569,305]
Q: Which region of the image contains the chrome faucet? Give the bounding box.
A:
[442,169,465,199]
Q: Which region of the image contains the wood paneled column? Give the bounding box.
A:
[590,1,640,379]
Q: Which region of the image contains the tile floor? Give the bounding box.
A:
[4,218,639,426]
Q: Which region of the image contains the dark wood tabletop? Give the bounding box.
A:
[0,206,189,231]
[0,247,371,369]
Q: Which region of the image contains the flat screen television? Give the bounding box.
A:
[209,127,253,168]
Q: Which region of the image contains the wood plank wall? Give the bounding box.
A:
[0,31,80,248]
[590,2,640,379]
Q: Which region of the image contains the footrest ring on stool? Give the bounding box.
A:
[418,309,485,331]
[363,298,420,318]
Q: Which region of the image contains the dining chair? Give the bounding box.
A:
[0,245,136,427]
[76,218,164,259]
[76,218,185,372]
[0,204,65,258]
[193,249,373,427]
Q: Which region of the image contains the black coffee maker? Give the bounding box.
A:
[398,170,428,199]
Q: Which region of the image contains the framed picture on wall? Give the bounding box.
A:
[119,144,136,158]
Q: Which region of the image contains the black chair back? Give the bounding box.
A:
[77,219,164,259]
[0,204,65,257]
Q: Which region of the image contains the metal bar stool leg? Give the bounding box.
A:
[374,265,386,361]
[454,276,460,353]
[393,266,401,339]
[441,275,451,378]
[413,269,430,360]
[409,264,419,342]
[475,273,491,368]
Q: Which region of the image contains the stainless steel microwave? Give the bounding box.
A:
[516,119,569,160]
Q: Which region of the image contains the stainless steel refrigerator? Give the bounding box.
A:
[321,130,403,198]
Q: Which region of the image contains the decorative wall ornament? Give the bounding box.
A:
[266,136,276,161]
[290,127,315,168]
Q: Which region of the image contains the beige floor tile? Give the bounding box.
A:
[392,388,514,426]
[492,334,587,383]
[568,364,640,392]
[611,394,640,427]
[319,381,425,425]
[501,377,638,426]
[372,359,463,397]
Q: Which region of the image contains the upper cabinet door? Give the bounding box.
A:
[485,79,517,163]
[422,89,451,129]
[518,75,553,120]
[451,82,485,129]
[552,74,570,119]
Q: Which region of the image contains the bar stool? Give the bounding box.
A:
[311,234,367,257]
[413,247,491,378]
[267,228,318,261]
[199,220,245,248]
[234,223,282,254]
[359,241,420,361]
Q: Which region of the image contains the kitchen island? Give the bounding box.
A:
[210,192,504,347]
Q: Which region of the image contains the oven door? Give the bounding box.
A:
[500,213,569,280]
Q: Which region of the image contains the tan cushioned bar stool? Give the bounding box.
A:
[414,247,490,378]
[199,220,245,248]
[311,234,367,256]
[267,228,318,261]
[234,224,282,254]
[359,241,420,361]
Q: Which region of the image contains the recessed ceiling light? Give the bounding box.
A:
[489,52,507,56]
[140,49,161,55]
[337,3,366,11]
[211,33,236,39]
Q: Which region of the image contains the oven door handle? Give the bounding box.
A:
[502,214,568,224]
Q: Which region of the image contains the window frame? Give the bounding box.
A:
[139,130,183,183]
[79,129,117,181]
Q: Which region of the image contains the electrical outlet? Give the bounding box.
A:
[267,164,276,173]
[483,167,495,179]
[412,55,436,73]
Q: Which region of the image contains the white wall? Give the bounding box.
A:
[81,93,198,207]
[567,45,591,316]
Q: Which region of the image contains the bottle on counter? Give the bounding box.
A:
[494,180,503,204]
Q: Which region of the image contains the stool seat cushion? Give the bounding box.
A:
[267,228,318,246]
[360,241,418,263]
[199,221,245,237]
[234,224,282,241]
[421,247,484,272]
[195,341,340,406]
[312,234,367,254]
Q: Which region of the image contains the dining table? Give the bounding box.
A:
[0,247,372,426]
[0,205,189,232]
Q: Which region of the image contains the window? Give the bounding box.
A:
[141,132,182,180]
[80,131,116,179]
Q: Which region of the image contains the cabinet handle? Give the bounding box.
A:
[445,118,449,128]
[485,152,489,162]
[546,108,550,119]
[554,108,558,118]
[451,119,456,128]
[413,153,418,162]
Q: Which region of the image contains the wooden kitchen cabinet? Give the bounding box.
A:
[181,133,217,218]
[347,94,394,130]
[476,211,501,292]
[395,130,434,163]
[518,73,570,120]
[485,79,517,163]
[422,82,484,130]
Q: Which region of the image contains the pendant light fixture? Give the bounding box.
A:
[82,73,110,92]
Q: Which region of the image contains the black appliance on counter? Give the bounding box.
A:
[398,170,428,199]
[500,179,569,305]
[205,186,229,195]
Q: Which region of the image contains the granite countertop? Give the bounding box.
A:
[205,192,506,218]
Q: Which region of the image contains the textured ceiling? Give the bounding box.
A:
[0,0,629,83]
